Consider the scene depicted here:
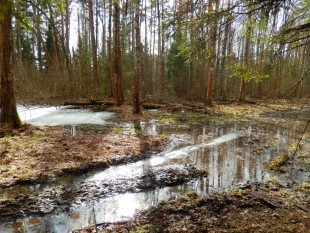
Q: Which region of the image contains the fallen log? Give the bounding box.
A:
[63,100,212,113]
[64,99,166,110]
[64,99,116,106]
[250,191,283,209]
[142,103,165,109]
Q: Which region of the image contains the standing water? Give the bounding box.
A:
[0,107,308,232]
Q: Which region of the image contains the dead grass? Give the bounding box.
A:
[0,125,166,188]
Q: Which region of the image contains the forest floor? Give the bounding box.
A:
[77,183,310,233]
[0,98,309,231]
[0,126,166,188]
[76,98,310,233]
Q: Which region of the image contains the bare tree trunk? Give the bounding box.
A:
[107,0,114,97]
[48,4,63,71]
[0,4,21,128]
[239,8,252,102]
[239,77,246,102]
[133,0,142,114]
[88,0,99,86]
[113,1,124,106]
[142,0,148,98]
[65,0,70,60]
[60,1,71,75]
[149,3,154,94]
[157,0,165,103]
[187,0,194,100]
[159,36,165,103]
[206,0,218,105]
[220,0,231,99]
[101,0,107,60]
[32,4,43,72]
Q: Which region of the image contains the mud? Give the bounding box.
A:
[0,164,206,222]
[77,183,310,233]
[0,100,309,232]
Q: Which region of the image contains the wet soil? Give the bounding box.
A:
[0,164,206,222]
[0,99,309,232]
[0,125,166,188]
[73,99,310,233]
[214,98,309,132]
[77,183,310,233]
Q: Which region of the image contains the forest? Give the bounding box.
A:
[0,0,309,232]
[0,0,309,122]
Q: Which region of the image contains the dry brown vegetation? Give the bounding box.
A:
[0,125,166,188]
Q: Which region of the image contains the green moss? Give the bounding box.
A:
[296,151,310,158]
[300,161,310,170]
[232,188,250,196]
[1,165,16,177]
[266,153,290,173]
[178,196,190,203]
[294,183,310,194]
[186,191,198,198]
[54,151,63,157]
[156,115,177,125]
[112,126,123,133]
[0,138,11,156]
[30,130,46,138]
[135,129,143,137]
[132,224,157,233]
[264,177,281,186]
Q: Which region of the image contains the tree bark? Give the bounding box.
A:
[88,0,100,86]
[0,4,21,128]
[239,6,252,102]
[220,0,231,99]
[113,1,124,106]
[206,0,218,105]
[107,0,114,97]
[133,0,142,114]
[187,0,194,100]
[158,0,165,103]
[48,4,63,71]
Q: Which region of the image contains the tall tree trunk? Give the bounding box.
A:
[65,0,70,59]
[48,4,63,71]
[0,4,21,128]
[187,0,194,100]
[142,0,148,98]
[149,2,154,94]
[113,1,124,106]
[220,0,231,99]
[157,0,165,103]
[88,0,99,86]
[107,0,114,97]
[64,0,71,73]
[133,0,142,114]
[206,0,218,105]
[101,0,107,60]
[239,7,252,102]
[33,5,43,72]
[239,75,246,101]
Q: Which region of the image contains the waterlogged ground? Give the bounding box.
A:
[0,100,309,232]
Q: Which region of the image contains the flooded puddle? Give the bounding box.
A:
[1,107,308,232]
[18,105,115,126]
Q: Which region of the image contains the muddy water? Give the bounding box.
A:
[0,108,308,233]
